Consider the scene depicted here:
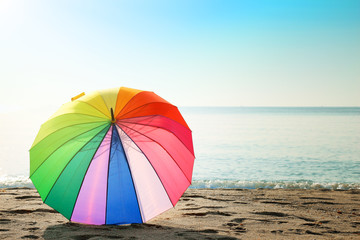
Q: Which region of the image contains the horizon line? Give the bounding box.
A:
[178,105,360,108]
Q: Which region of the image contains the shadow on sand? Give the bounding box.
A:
[42,222,237,240]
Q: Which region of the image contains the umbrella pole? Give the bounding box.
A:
[111,108,115,123]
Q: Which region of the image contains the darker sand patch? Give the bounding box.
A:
[23,227,40,231]
[0,219,11,224]
[0,192,18,196]
[183,211,233,217]
[234,226,247,232]
[346,190,360,194]
[299,196,334,200]
[1,209,57,214]
[21,235,39,239]
[253,211,289,217]
[233,201,248,204]
[182,206,223,211]
[71,235,121,240]
[296,216,316,222]
[305,230,323,235]
[260,201,291,205]
[230,218,246,223]
[199,229,219,233]
[302,201,339,205]
[15,196,41,200]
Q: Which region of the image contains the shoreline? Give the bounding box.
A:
[1,188,359,239]
[1,177,360,190]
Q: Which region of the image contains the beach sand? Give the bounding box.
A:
[0,188,359,239]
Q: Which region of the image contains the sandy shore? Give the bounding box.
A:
[0,187,359,239]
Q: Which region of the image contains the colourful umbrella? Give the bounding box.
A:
[29,87,194,225]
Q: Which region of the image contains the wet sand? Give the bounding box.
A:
[0,187,359,239]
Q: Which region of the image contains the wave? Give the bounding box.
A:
[190,180,360,190]
[1,176,359,190]
[0,175,34,188]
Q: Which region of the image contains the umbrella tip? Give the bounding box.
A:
[110,108,115,123]
[71,92,85,101]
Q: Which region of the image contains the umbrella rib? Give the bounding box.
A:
[104,125,113,225]
[119,114,191,134]
[117,122,192,185]
[68,125,111,221]
[43,124,111,205]
[30,119,109,151]
[118,116,194,157]
[30,122,109,178]
[116,125,175,208]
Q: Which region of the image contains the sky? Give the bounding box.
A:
[1,0,359,110]
[0,0,359,177]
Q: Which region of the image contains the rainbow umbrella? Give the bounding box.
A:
[29,87,194,225]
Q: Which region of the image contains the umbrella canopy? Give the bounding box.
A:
[29,87,195,225]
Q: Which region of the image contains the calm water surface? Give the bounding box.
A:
[180,107,360,189]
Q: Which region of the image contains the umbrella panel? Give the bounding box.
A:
[45,125,110,219]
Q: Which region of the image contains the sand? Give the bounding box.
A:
[0,187,359,239]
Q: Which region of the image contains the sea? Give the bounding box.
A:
[0,107,359,190]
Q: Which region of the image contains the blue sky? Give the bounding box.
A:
[0,0,359,177]
[1,0,359,109]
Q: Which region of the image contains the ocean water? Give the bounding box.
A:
[184,107,360,189]
[0,107,359,189]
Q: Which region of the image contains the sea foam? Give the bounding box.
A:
[1,175,359,190]
[190,180,360,190]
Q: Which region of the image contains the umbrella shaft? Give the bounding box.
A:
[111,108,115,123]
